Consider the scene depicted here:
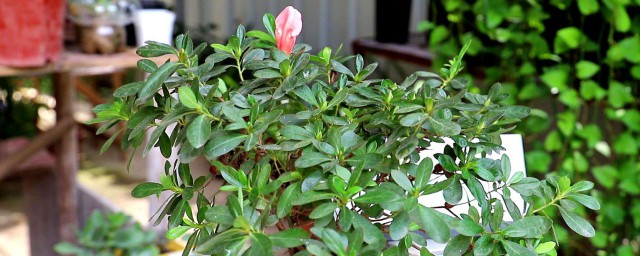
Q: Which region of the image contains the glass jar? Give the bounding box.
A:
[67,0,139,54]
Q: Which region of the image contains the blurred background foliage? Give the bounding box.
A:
[421,0,639,255]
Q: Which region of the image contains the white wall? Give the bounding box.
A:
[182,0,428,53]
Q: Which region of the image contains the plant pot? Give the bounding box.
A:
[133,9,176,46]
[0,0,65,67]
[375,0,412,44]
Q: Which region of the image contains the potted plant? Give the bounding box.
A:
[53,211,160,256]
[90,6,598,255]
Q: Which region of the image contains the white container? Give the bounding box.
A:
[133,9,175,46]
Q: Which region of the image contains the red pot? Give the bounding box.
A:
[0,0,66,67]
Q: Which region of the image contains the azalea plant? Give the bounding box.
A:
[90,6,599,256]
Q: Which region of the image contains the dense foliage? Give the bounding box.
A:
[422,0,639,254]
[91,11,597,256]
[54,211,159,256]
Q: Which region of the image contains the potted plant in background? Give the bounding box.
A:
[53,211,160,255]
[90,6,599,255]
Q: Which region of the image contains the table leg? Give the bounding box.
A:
[53,71,78,243]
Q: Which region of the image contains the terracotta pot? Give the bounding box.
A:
[0,0,65,67]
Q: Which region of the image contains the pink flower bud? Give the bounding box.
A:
[275,6,302,55]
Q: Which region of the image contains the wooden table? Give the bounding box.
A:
[0,48,171,255]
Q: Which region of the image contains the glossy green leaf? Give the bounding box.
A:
[270,228,308,248]
[295,152,333,168]
[500,240,536,256]
[131,182,163,198]
[502,216,551,238]
[559,206,595,237]
[204,133,247,159]
[575,61,600,79]
[187,115,211,148]
[179,87,199,109]
[443,235,470,256]
[247,233,272,256]
[166,226,191,240]
[136,62,181,105]
[415,205,450,243]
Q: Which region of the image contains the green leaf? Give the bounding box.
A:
[389,211,410,241]
[270,228,308,248]
[136,62,181,105]
[262,13,276,38]
[222,105,247,124]
[428,117,461,136]
[415,205,450,243]
[136,41,175,57]
[498,105,531,119]
[113,81,144,98]
[277,184,299,218]
[502,216,551,238]
[559,206,595,237]
[204,133,247,159]
[473,235,494,256]
[415,158,433,190]
[613,132,638,155]
[575,61,600,79]
[131,182,163,198]
[281,125,314,140]
[443,235,470,256]
[310,202,339,219]
[454,217,484,236]
[555,27,584,51]
[535,241,557,254]
[500,240,536,256]
[195,229,248,254]
[608,81,634,108]
[438,154,457,172]
[351,214,386,246]
[614,6,630,32]
[568,181,594,193]
[179,86,199,109]
[592,165,618,189]
[577,0,599,15]
[490,201,504,232]
[321,229,347,255]
[568,194,600,210]
[100,129,122,154]
[355,188,402,204]
[429,26,449,44]
[622,109,640,132]
[399,112,427,127]
[391,170,413,192]
[166,226,191,239]
[295,152,333,168]
[541,68,569,90]
[137,59,158,73]
[443,175,462,204]
[331,60,354,77]
[187,115,211,148]
[247,233,272,256]
[291,191,334,206]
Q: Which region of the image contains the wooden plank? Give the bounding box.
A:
[22,169,59,256]
[0,48,174,77]
[53,71,79,243]
[0,118,75,180]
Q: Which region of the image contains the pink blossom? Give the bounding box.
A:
[275,6,302,55]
